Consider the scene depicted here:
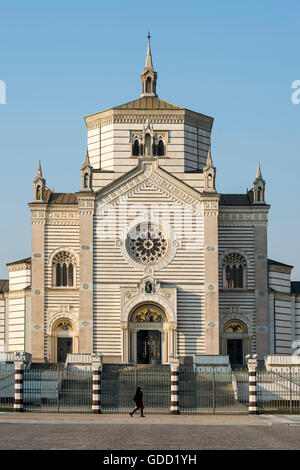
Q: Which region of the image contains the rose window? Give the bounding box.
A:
[127,222,168,265]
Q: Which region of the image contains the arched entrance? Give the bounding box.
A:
[222,319,249,367]
[127,303,173,364]
[48,317,79,363]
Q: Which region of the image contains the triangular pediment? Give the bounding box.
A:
[95,159,203,212]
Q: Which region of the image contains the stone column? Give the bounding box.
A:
[169,356,180,415]
[91,353,103,414]
[254,215,269,360]
[76,193,96,355]
[14,352,27,412]
[202,196,220,354]
[246,354,258,414]
[28,204,47,362]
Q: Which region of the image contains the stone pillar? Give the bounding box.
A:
[76,193,96,354]
[91,353,103,414]
[28,204,47,362]
[14,353,27,412]
[202,196,220,354]
[169,356,180,415]
[254,215,269,360]
[246,354,258,414]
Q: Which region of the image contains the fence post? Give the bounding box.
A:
[91,353,103,414]
[246,354,258,414]
[14,352,27,412]
[170,356,180,415]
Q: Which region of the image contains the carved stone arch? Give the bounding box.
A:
[47,310,79,362]
[47,311,79,336]
[220,313,251,335]
[220,249,249,289]
[121,293,176,325]
[48,247,79,266]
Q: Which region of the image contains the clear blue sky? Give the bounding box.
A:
[0,0,299,279]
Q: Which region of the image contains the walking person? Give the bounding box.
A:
[130,386,145,417]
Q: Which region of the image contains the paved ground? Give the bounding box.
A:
[0,413,300,450]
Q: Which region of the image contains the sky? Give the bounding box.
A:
[0,0,299,279]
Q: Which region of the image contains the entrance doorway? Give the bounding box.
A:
[227,339,243,366]
[57,338,73,363]
[137,330,161,364]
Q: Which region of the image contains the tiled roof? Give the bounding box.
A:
[219,194,253,206]
[45,191,78,205]
[114,97,183,110]
[0,280,8,292]
[291,282,300,294]
[6,257,31,267]
[268,259,293,268]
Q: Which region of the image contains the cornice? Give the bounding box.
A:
[85,108,213,131]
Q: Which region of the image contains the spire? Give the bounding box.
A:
[84,148,90,166]
[253,162,266,204]
[33,160,46,202]
[141,33,157,98]
[145,32,154,70]
[81,147,93,192]
[256,162,262,180]
[36,160,43,178]
[206,147,214,167]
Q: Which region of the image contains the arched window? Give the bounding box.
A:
[146,77,152,93]
[223,253,247,289]
[145,133,151,156]
[132,139,140,156]
[52,251,77,287]
[157,139,164,156]
[84,173,89,188]
[36,185,41,200]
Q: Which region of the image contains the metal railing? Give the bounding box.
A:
[179,367,249,414]
[3,362,300,415]
[0,364,15,411]
[101,364,170,414]
[257,369,300,414]
[23,365,92,412]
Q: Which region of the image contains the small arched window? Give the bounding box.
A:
[223,253,247,289]
[52,251,77,287]
[84,173,89,188]
[36,185,41,200]
[132,139,140,156]
[157,139,164,156]
[145,133,151,156]
[146,77,152,93]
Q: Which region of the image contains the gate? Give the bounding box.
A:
[257,369,300,414]
[179,367,249,414]
[0,364,14,411]
[23,365,92,412]
[101,364,170,413]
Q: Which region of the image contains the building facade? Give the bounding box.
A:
[1,39,299,365]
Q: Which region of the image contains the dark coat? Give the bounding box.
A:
[133,389,143,407]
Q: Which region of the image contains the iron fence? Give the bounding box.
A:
[101,365,170,414]
[0,363,15,411]
[23,366,92,412]
[3,362,300,415]
[179,367,249,414]
[257,369,300,414]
